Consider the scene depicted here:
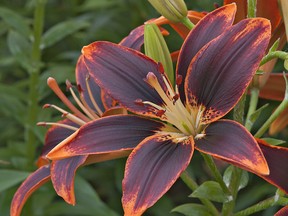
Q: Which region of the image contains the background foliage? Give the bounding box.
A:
[0,0,286,216]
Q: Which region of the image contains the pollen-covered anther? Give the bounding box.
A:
[42,104,51,109]
[172,94,180,104]
[134,99,145,106]
[65,79,73,90]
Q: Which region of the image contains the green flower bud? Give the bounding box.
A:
[144,23,174,85]
[148,0,188,23]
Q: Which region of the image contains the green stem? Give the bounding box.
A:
[254,99,288,138]
[247,0,257,18]
[201,154,231,196]
[222,167,243,216]
[234,196,288,216]
[245,88,259,131]
[25,0,46,168]
[181,16,195,30]
[180,171,219,216]
[260,51,288,66]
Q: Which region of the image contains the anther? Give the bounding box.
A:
[43,104,51,109]
[156,109,166,117]
[66,79,73,90]
[77,84,83,93]
[172,94,180,104]
[134,99,144,106]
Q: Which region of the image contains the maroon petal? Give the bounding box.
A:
[195,120,269,175]
[122,134,194,215]
[119,25,145,51]
[37,119,77,167]
[76,55,105,114]
[257,139,288,193]
[82,41,167,117]
[275,206,288,216]
[47,115,166,160]
[51,155,88,205]
[186,18,271,124]
[177,4,236,97]
[10,166,51,216]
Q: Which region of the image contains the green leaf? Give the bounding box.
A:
[171,203,212,216]
[246,103,269,129]
[7,30,34,72]
[190,181,228,203]
[79,0,119,11]
[0,7,31,38]
[41,19,90,49]
[45,175,119,216]
[261,138,286,146]
[268,38,280,52]
[0,169,30,192]
[223,166,249,191]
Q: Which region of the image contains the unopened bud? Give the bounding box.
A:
[144,23,174,84]
[148,0,188,23]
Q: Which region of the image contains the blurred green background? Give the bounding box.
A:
[0,0,286,216]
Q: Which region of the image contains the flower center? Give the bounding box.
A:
[141,72,205,138]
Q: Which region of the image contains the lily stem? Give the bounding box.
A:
[254,98,288,138]
[201,154,231,196]
[26,0,46,168]
[181,16,195,30]
[245,88,259,131]
[260,51,288,66]
[180,171,219,216]
[234,196,288,216]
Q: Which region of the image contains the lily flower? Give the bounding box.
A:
[224,0,286,89]
[276,205,288,216]
[10,24,151,216]
[47,4,273,215]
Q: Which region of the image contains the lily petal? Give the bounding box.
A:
[37,119,77,167]
[76,55,105,114]
[257,139,288,193]
[177,3,236,97]
[122,134,194,216]
[51,155,88,205]
[195,120,269,175]
[186,18,271,124]
[10,166,51,216]
[275,205,288,216]
[259,73,288,101]
[82,41,167,117]
[47,115,166,160]
[119,25,145,51]
[269,108,288,135]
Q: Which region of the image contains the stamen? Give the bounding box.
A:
[134,99,144,106]
[156,109,166,117]
[85,75,103,115]
[142,101,165,111]
[157,62,165,74]
[66,80,96,120]
[44,104,86,126]
[79,93,100,119]
[47,77,89,122]
[195,133,206,140]
[37,122,78,131]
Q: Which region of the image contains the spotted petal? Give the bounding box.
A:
[10,166,51,216]
[51,155,88,205]
[195,120,269,175]
[257,139,288,193]
[122,134,194,216]
[177,4,236,97]
[186,18,271,124]
[82,41,167,117]
[47,115,167,160]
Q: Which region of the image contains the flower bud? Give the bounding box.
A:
[144,23,174,84]
[148,0,188,23]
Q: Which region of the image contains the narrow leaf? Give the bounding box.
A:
[171,203,212,216]
[41,19,90,49]
[0,169,30,192]
[190,181,228,203]
[223,166,249,190]
[261,138,286,146]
